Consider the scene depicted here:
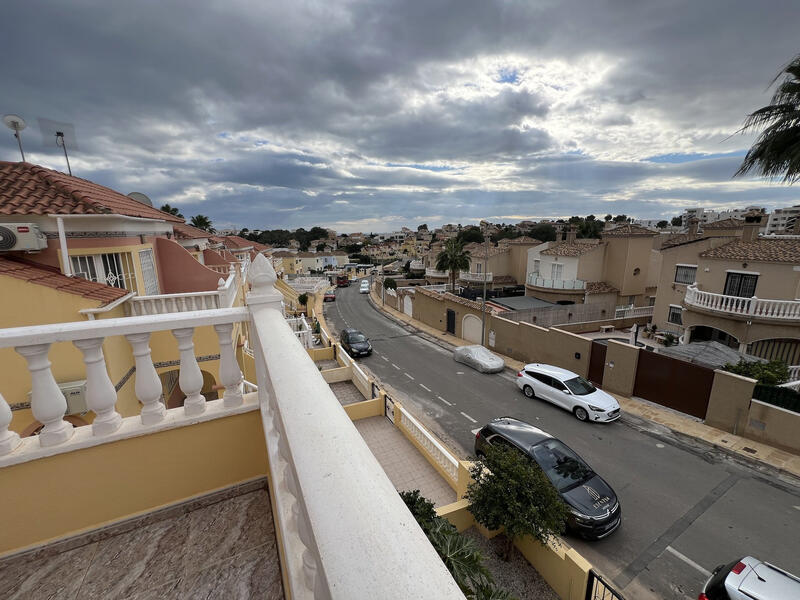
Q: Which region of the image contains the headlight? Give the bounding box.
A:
[569,508,594,523]
[588,405,605,412]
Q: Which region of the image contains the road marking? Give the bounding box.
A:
[391,363,401,370]
[404,372,415,380]
[460,411,477,423]
[437,395,454,406]
[456,371,464,375]
[665,546,711,578]
[471,428,481,435]
[656,443,665,448]
[381,355,389,362]
[420,383,431,392]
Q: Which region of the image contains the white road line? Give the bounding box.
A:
[391,363,401,370]
[381,355,389,362]
[420,383,432,392]
[437,395,453,406]
[471,428,481,435]
[404,373,415,380]
[460,411,477,423]
[665,546,711,578]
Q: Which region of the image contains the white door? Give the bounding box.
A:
[138,249,159,295]
[403,295,413,316]
[551,263,563,280]
[462,314,482,344]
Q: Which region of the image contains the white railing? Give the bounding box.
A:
[206,264,232,275]
[409,260,425,271]
[127,272,238,316]
[684,285,800,321]
[396,404,459,482]
[787,365,800,383]
[459,271,493,283]
[425,267,448,278]
[286,316,314,349]
[526,273,586,290]
[615,305,654,319]
[288,277,329,294]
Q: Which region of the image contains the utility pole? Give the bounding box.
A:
[481,225,489,346]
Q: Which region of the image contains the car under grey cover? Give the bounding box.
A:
[453,345,505,373]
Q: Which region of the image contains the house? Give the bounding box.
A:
[766,204,800,235]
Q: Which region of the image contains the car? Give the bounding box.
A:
[340,328,372,357]
[323,289,336,302]
[336,275,350,287]
[699,556,800,600]
[475,417,621,540]
[453,345,504,373]
[359,280,370,294]
[516,363,620,422]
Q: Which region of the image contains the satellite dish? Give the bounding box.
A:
[127,192,153,206]
[3,114,27,161]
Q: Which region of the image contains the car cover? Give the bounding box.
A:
[453,345,505,373]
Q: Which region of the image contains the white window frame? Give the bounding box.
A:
[551,263,563,280]
[674,264,697,285]
[71,252,138,292]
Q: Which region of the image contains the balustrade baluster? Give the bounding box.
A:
[0,391,22,455]
[172,328,206,416]
[15,344,73,446]
[74,338,123,435]
[125,332,167,425]
[214,323,244,407]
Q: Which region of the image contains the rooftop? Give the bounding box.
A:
[601,223,658,237]
[699,238,800,263]
[585,281,619,295]
[172,222,213,240]
[702,217,744,230]
[660,233,704,249]
[540,239,602,257]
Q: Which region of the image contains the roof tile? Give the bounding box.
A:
[699,239,800,263]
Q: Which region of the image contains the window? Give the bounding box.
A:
[668,305,683,325]
[674,265,697,284]
[648,296,656,306]
[528,371,552,386]
[533,259,540,275]
[564,376,596,396]
[551,263,563,280]
[724,272,758,297]
[71,253,137,291]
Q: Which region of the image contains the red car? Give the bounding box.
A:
[324,290,336,302]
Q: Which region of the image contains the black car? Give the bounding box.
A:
[474,417,621,540]
[340,328,372,357]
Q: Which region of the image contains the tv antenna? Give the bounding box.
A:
[37,118,78,176]
[55,131,72,175]
[3,114,27,161]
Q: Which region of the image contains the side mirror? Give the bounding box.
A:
[562,389,571,394]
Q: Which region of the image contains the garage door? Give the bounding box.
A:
[462,314,482,344]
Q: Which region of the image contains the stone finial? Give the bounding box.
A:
[217,277,226,290]
[248,254,277,290]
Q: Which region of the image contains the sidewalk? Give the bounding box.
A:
[369,287,800,481]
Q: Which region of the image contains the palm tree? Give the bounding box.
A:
[189,214,215,233]
[736,55,800,183]
[160,203,183,219]
[435,238,471,293]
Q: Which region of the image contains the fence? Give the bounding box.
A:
[503,300,617,328]
[753,384,800,413]
[614,305,654,319]
[396,404,459,483]
[586,571,625,600]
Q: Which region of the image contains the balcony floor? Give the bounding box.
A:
[330,381,364,406]
[355,416,457,507]
[0,485,283,600]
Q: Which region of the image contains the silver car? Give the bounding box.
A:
[699,556,800,600]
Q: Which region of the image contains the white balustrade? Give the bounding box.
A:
[614,305,655,319]
[425,268,448,278]
[206,264,230,275]
[125,332,167,425]
[787,365,800,383]
[127,272,238,316]
[685,285,800,321]
[172,328,206,417]
[397,404,459,482]
[214,322,244,407]
[73,338,123,436]
[0,392,21,455]
[526,274,586,290]
[15,344,74,446]
[459,270,493,283]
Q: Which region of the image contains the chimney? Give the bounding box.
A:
[566,225,577,243]
[687,218,699,236]
[742,213,762,242]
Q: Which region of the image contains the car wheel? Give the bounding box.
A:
[523,385,535,399]
[574,406,589,422]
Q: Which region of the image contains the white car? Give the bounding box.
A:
[359,280,370,294]
[700,556,800,600]
[516,363,620,422]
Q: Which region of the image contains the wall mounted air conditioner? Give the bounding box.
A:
[0,223,48,252]
[27,380,88,415]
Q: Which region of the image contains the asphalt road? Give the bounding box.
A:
[325,280,800,600]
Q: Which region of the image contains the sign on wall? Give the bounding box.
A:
[488,329,496,347]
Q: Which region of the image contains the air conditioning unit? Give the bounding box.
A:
[27,380,88,415]
[0,223,48,252]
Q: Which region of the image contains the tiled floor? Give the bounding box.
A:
[316,359,339,370]
[355,416,457,507]
[0,489,283,600]
[329,381,364,405]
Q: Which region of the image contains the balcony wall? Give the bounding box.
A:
[153,237,223,294]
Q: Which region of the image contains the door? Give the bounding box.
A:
[403,295,413,316]
[446,309,456,334]
[588,341,607,386]
[462,314,482,343]
[548,377,572,409]
[551,263,563,280]
[724,272,758,297]
[138,249,159,295]
[527,372,556,405]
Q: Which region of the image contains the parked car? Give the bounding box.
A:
[699,556,800,600]
[453,345,504,373]
[516,363,620,422]
[359,279,370,294]
[336,275,350,287]
[475,417,621,539]
[340,328,372,357]
[323,289,336,302]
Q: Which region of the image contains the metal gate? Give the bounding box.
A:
[632,349,714,419]
[446,309,456,334]
[586,570,624,600]
[588,341,607,386]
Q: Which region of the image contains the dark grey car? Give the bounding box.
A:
[340,328,372,357]
[474,417,621,540]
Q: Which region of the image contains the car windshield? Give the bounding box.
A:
[563,376,596,396]
[349,333,367,343]
[531,440,594,492]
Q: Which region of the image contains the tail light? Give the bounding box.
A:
[698,594,709,600]
[731,562,746,575]
[517,371,522,377]
[16,226,29,232]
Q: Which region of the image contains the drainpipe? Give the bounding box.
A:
[56,216,72,276]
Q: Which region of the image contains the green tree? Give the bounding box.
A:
[657,220,669,229]
[612,214,628,223]
[418,223,429,231]
[189,214,215,233]
[604,214,613,222]
[467,444,567,561]
[671,216,683,227]
[297,293,309,313]
[723,359,789,386]
[736,55,800,183]
[457,226,484,244]
[528,223,557,242]
[436,238,471,292]
[382,276,397,305]
[160,203,183,219]
[316,243,327,252]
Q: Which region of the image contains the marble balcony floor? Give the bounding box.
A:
[0,488,283,600]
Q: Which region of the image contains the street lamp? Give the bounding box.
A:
[481,224,489,346]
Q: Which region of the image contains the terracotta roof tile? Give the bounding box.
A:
[0,162,183,222]
[699,239,800,263]
[585,281,619,295]
[602,224,658,237]
[702,217,744,230]
[416,287,492,313]
[173,222,212,239]
[540,240,603,257]
[221,235,254,249]
[660,233,704,249]
[0,257,129,303]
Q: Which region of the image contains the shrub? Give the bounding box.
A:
[723,359,789,386]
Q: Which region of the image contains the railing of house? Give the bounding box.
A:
[289,277,329,294]
[409,260,425,270]
[425,268,448,278]
[459,271,493,283]
[526,273,586,290]
[684,285,800,320]
[787,365,800,382]
[127,272,239,316]
[286,316,313,349]
[396,404,459,482]
[614,305,654,319]
[0,254,465,599]
[206,264,232,275]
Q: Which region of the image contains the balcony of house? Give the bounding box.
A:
[525,272,586,291]
[683,284,800,323]
[425,267,449,278]
[458,270,493,283]
[409,260,425,272]
[0,255,464,599]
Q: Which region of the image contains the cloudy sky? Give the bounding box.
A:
[1,1,798,232]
